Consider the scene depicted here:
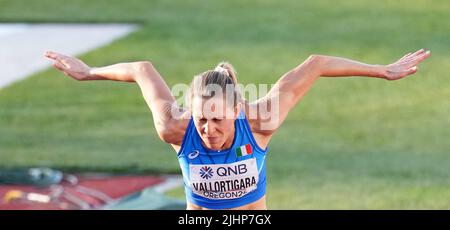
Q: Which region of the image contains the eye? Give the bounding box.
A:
[198,118,207,123]
[213,118,223,122]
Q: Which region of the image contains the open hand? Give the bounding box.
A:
[44,51,92,81]
[383,48,431,80]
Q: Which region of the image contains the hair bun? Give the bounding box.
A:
[214,66,230,76]
[215,61,237,84]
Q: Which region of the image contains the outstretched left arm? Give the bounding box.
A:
[313,48,431,80]
[249,48,431,135]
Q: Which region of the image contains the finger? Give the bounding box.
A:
[406,50,431,67]
[410,48,426,58]
[60,59,71,68]
[386,66,418,80]
[398,52,412,62]
[400,66,418,79]
[44,51,58,59]
[407,66,418,75]
[44,51,69,61]
[53,61,66,72]
[403,48,426,61]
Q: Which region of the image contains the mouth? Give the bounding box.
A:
[205,137,220,143]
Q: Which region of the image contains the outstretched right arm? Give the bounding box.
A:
[44,51,189,146]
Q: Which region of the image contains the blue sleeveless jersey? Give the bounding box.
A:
[177,110,268,209]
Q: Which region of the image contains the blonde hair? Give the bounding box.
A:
[187,61,241,110]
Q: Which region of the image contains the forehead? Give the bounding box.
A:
[191,97,233,118]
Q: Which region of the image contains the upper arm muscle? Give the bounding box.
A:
[248,55,321,136]
[133,62,190,147]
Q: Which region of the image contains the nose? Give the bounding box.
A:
[203,120,216,136]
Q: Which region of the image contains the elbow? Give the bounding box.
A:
[302,54,326,76]
[133,61,154,73]
[157,129,172,143]
[156,125,173,144]
[291,54,324,77]
[131,61,155,82]
[307,54,325,66]
[156,121,178,144]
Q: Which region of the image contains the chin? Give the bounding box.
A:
[205,142,222,150]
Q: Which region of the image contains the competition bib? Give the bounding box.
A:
[189,158,259,200]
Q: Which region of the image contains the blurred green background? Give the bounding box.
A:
[0,0,449,209]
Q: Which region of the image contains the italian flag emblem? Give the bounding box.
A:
[236,144,253,157]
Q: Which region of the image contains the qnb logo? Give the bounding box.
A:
[217,164,247,177]
[199,166,213,179]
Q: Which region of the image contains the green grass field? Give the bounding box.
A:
[1,0,449,209]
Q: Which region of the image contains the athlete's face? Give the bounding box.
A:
[192,97,240,151]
